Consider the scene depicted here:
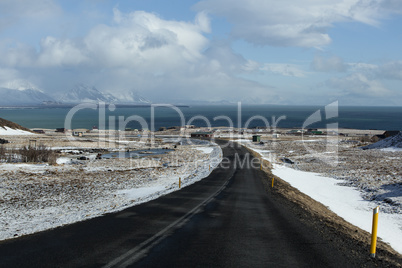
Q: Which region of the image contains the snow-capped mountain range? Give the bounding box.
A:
[112,91,151,104]
[0,83,151,106]
[0,87,56,106]
[59,84,151,104]
[59,84,118,104]
[0,79,55,106]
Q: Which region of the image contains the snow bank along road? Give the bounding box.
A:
[0,142,222,241]
[0,140,400,267]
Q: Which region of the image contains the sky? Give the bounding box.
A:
[0,0,402,105]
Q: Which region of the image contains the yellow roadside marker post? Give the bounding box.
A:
[370,206,380,258]
[271,177,274,188]
[179,177,181,188]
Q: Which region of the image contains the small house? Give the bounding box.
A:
[72,129,88,137]
[252,135,261,142]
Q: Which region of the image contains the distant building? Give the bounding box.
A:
[55,128,67,133]
[32,129,45,134]
[287,129,303,135]
[252,135,261,142]
[190,132,214,138]
[72,129,88,137]
[311,131,323,135]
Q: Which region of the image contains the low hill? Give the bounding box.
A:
[0,118,33,135]
[362,132,402,150]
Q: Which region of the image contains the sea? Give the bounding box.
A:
[0,105,401,131]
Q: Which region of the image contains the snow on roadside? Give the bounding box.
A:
[242,142,402,254]
[271,164,402,254]
[195,147,214,154]
[112,144,222,210]
[0,143,222,241]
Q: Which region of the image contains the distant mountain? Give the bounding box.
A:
[59,84,118,104]
[111,91,151,104]
[0,87,55,106]
[2,79,42,92]
[58,85,152,105]
[156,99,235,106]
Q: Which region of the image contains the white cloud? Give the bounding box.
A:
[2,4,400,105]
[0,41,36,67]
[194,0,402,47]
[203,41,259,74]
[83,9,210,69]
[378,61,402,80]
[0,9,212,71]
[326,73,391,97]
[348,62,378,72]
[0,9,277,102]
[37,37,89,67]
[0,0,61,32]
[0,68,20,84]
[346,61,402,81]
[311,55,347,72]
[261,64,306,77]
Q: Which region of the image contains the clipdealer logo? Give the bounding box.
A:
[302,101,339,167]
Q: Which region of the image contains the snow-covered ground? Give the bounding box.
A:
[0,142,222,241]
[239,139,402,254]
[363,132,402,150]
[0,126,33,136]
[272,164,402,254]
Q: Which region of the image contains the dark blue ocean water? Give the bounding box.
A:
[0,105,401,131]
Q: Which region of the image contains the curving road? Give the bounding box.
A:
[0,141,374,267]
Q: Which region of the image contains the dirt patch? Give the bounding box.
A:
[248,148,402,267]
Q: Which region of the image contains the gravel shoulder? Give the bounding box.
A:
[251,148,402,267]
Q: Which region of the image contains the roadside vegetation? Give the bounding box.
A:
[0,144,57,164]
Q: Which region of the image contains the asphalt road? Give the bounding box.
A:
[0,141,377,267]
